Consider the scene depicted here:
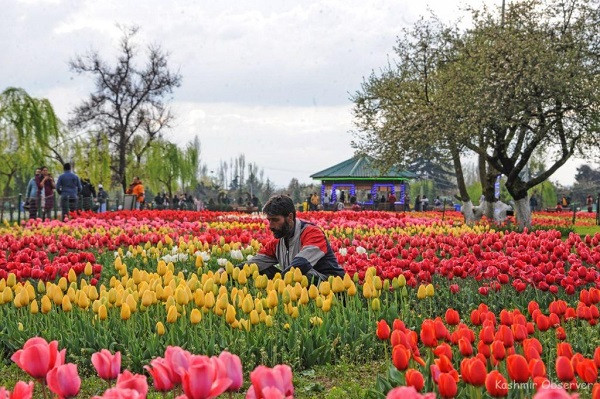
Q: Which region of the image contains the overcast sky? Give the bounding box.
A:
[1,0,591,187]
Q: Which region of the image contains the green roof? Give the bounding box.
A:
[310,156,417,180]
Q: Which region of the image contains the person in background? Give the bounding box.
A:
[556,202,563,212]
[26,168,42,219]
[422,195,429,211]
[529,194,538,212]
[80,178,96,211]
[387,192,397,211]
[126,177,145,210]
[323,193,330,211]
[339,190,346,204]
[434,196,442,209]
[414,195,422,212]
[404,193,411,211]
[38,166,55,221]
[56,163,82,221]
[561,196,568,207]
[586,194,593,213]
[97,184,108,213]
[154,192,165,210]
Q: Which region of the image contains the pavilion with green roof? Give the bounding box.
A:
[310,155,416,208]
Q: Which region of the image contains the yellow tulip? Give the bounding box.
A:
[0,279,5,291]
[78,292,90,309]
[315,296,323,308]
[373,276,382,290]
[204,292,215,309]
[62,296,72,312]
[225,304,236,324]
[175,288,189,305]
[319,281,331,296]
[195,255,203,268]
[120,303,131,320]
[347,281,357,296]
[310,316,323,326]
[397,275,407,287]
[29,299,39,314]
[417,285,427,299]
[141,290,153,307]
[41,295,52,314]
[7,273,16,287]
[322,296,332,312]
[84,262,93,276]
[58,277,67,292]
[362,283,373,299]
[242,296,254,314]
[194,289,205,307]
[190,308,202,324]
[237,269,247,285]
[308,285,319,300]
[426,284,435,297]
[166,305,178,323]
[156,321,166,335]
[67,268,77,283]
[97,304,107,320]
[266,290,278,308]
[371,298,381,311]
[18,322,24,331]
[126,294,137,312]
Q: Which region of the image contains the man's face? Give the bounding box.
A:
[266,214,294,239]
[35,169,41,176]
[42,168,48,176]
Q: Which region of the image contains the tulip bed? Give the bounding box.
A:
[0,210,599,398]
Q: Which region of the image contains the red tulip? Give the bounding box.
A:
[485,370,508,397]
[480,326,495,344]
[46,364,81,399]
[433,343,453,360]
[458,338,473,357]
[594,347,600,368]
[144,358,174,392]
[575,358,598,383]
[462,357,487,386]
[491,341,506,361]
[556,327,567,341]
[557,343,573,359]
[445,309,460,326]
[218,351,243,391]
[438,372,457,398]
[0,381,34,399]
[11,337,66,379]
[377,320,391,341]
[392,345,411,371]
[91,350,121,381]
[386,386,435,399]
[405,369,425,392]
[506,355,529,383]
[528,358,546,379]
[420,320,437,347]
[592,383,600,399]
[556,356,574,382]
[116,371,148,399]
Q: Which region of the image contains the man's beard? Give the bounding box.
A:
[271,220,292,239]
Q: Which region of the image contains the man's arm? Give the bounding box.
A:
[289,226,328,274]
[239,239,279,272]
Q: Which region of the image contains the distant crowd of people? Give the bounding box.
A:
[305,190,447,212]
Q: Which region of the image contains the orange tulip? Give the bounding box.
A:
[555,327,567,341]
[511,324,527,342]
[556,356,574,382]
[478,340,491,358]
[405,368,424,392]
[557,343,574,359]
[528,358,546,379]
[392,344,411,371]
[480,326,495,345]
[485,370,508,397]
[495,325,514,348]
[491,341,506,361]
[420,320,437,347]
[458,338,473,357]
[594,347,600,369]
[536,314,550,332]
[433,343,453,360]
[592,383,600,399]
[506,354,529,383]
[462,357,487,387]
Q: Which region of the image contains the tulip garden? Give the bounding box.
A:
[0,209,599,398]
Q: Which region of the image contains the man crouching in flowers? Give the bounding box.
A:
[229,194,345,285]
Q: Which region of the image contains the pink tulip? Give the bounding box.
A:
[182,358,232,399]
[91,350,121,381]
[246,365,294,399]
[218,351,243,391]
[0,381,34,399]
[92,388,141,399]
[46,364,81,399]
[115,371,148,399]
[144,358,175,392]
[386,386,436,399]
[164,346,192,384]
[11,337,65,379]
[533,386,578,398]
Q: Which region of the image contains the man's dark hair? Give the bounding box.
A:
[40,165,47,170]
[63,163,71,171]
[263,195,296,219]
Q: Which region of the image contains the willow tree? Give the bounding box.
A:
[72,132,112,189]
[69,26,181,191]
[444,0,600,227]
[146,140,183,197]
[0,87,64,196]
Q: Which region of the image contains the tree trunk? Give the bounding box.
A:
[513,197,532,229]
[119,133,127,192]
[449,142,476,225]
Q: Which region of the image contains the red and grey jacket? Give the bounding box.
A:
[246,219,344,281]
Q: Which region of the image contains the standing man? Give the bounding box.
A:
[97,184,108,213]
[587,194,594,213]
[56,163,82,221]
[232,195,345,284]
[80,178,96,211]
[26,168,42,219]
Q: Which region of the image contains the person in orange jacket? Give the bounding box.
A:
[126,176,145,210]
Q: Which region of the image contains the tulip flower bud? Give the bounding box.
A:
[99,305,108,320]
[62,295,72,312]
[120,303,131,320]
[190,308,202,324]
[41,295,52,314]
[156,321,166,335]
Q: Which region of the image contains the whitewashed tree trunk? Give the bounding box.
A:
[462,200,476,225]
[514,197,532,229]
[480,200,496,221]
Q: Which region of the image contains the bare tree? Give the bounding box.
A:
[69,26,182,191]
